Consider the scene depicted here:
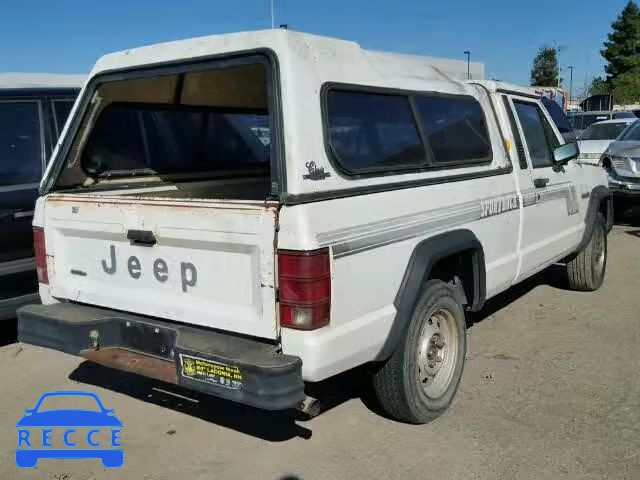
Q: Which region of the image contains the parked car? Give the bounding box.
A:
[17,30,611,424]
[0,74,82,320]
[600,120,640,217]
[541,96,577,144]
[577,118,637,164]
[569,110,636,137]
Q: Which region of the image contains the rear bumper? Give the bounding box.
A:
[17,304,304,410]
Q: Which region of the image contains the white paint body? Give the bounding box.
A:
[34,30,608,382]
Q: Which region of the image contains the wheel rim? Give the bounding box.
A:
[593,225,606,275]
[417,307,459,399]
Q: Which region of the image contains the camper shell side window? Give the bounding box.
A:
[322,84,493,178]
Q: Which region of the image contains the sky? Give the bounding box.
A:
[0,0,631,94]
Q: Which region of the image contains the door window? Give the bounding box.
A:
[513,101,558,169]
[52,99,75,138]
[0,102,43,186]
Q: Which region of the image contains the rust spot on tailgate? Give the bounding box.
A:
[80,348,178,384]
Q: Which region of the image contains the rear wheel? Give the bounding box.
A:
[567,213,607,291]
[372,280,466,424]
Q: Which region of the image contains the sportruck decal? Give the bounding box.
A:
[318,184,580,258]
[480,193,519,218]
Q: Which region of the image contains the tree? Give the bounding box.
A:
[588,77,610,96]
[601,1,640,80]
[530,47,559,86]
[612,69,640,104]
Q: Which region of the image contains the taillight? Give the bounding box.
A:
[278,248,331,330]
[33,227,48,285]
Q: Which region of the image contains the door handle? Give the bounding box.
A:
[533,177,549,188]
[127,229,157,246]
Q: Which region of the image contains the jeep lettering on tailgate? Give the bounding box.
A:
[101,245,198,292]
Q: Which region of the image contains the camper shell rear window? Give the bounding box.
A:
[47,53,282,201]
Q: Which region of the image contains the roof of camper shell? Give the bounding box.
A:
[88,29,483,86]
[65,30,514,201]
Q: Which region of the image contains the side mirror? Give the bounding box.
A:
[553,142,579,165]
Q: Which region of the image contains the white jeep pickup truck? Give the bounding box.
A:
[18,30,612,424]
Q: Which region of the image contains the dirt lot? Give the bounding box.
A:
[0,218,639,480]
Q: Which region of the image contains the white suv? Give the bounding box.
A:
[18,30,611,424]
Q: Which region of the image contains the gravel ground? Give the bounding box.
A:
[0,219,639,480]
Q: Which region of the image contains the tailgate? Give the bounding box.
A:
[43,194,279,339]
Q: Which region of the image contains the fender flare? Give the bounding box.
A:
[377,229,486,361]
[576,186,612,253]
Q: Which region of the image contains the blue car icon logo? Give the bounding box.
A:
[16,391,123,468]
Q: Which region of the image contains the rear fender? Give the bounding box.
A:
[377,229,485,360]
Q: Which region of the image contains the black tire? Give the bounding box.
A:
[567,213,607,291]
[372,280,466,424]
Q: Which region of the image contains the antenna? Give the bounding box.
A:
[271,0,275,28]
[554,43,567,87]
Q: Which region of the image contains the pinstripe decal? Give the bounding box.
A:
[318,183,580,258]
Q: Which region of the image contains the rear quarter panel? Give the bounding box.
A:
[278,172,520,381]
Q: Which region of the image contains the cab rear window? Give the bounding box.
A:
[82,103,270,178]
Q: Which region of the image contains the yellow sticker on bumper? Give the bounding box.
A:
[179,354,243,390]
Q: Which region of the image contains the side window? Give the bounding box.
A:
[513,101,556,169]
[414,96,491,164]
[0,101,43,186]
[502,96,528,170]
[325,90,426,174]
[52,99,75,139]
[570,114,582,131]
[541,97,576,144]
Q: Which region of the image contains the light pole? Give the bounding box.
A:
[555,44,566,87]
[270,0,275,28]
[567,65,574,104]
[463,50,471,80]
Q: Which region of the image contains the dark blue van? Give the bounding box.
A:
[0,74,83,319]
